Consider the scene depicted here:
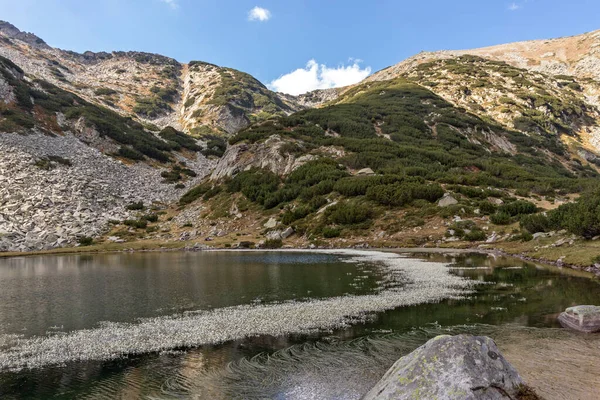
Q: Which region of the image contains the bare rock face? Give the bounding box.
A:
[558,305,600,333]
[210,135,316,180]
[364,335,524,400]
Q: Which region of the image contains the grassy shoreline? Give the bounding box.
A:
[1,239,598,279]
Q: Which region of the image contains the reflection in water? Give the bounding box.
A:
[1,251,600,399]
[0,251,474,371]
[0,252,384,337]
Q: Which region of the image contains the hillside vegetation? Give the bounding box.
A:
[179,77,599,244]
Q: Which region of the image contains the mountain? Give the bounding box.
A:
[1,21,600,253]
[0,21,304,136]
[369,29,600,83]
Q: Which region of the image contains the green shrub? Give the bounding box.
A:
[117,147,144,160]
[126,201,144,210]
[203,186,222,200]
[123,219,148,229]
[180,183,212,205]
[159,126,202,152]
[520,214,551,233]
[322,227,341,238]
[281,206,310,225]
[544,189,600,239]
[77,236,94,246]
[367,182,444,207]
[326,201,373,225]
[490,212,511,225]
[94,88,117,96]
[263,238,283,249]
[499,200,537,216]
[464,229,487,242]
[142,214,159,223]
[478,201,498,215]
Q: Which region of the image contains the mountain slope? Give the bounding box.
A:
[1,20,600,253]
[0,20,302,136]
[368,29,600,82]
[169,77,598,248]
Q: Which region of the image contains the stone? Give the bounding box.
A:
[263,217,277,229]
[356,167,375,176]
[558,305,600,333]
[438,194,458,208]
[364,335,524,400]
[266,230,282,240]
[532,232,549,240]
[486,232,498,243]
[0,132,215,252]
[281,227,294,239]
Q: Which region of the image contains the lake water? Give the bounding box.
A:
[1,250,600,399]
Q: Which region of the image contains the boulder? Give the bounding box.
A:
[263,217,277,229]
[356,167,375,176]
[558,305,600,333]
[363,335,524,400]
[281,227,294,239]
[266,230,283,240]
[438,194,458,208]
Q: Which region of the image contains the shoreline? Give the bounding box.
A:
[0,240,597,279]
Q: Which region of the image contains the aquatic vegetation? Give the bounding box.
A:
[0,250,477,371]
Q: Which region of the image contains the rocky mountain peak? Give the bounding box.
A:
[0,20,49,49]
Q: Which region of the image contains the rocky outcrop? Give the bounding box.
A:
[364,335,525,400]
[558,305,600,333]
[0,21,49,49]
[0,132,214,251]
[210,135,317,180]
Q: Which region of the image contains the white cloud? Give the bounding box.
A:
[508,2,522,11]
[268,59,372,95]
[248,6,271,21]
[160,0,178,9]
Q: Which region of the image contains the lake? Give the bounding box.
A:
[1,250,600,399]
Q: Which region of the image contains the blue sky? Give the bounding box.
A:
[1,0,599,94]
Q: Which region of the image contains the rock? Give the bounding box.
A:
[486,232,498,243]
[552,238,569,247]
[0,132,215,252]
[438,194,458,207]
[266,230,282,240]
[364,335,525,400]
[356,167,375,176]
[263,217,277,229]
[532,232,549,240]
[281,227,294,239]
[558,305,600,333]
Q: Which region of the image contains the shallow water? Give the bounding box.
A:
[0,250,599,399]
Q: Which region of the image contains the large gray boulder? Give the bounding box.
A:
[363,335,524,400]
[558,305,600,333]
[438,193,459,207]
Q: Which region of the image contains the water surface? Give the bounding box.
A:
[0,250,599,399]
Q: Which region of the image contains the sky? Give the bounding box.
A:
[1,0,599,95]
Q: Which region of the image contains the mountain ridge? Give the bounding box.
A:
[1,20,600,253]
